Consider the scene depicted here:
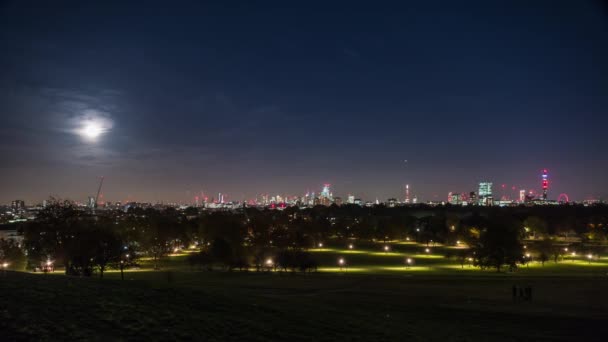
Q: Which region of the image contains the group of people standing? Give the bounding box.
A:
[512,285,532,302]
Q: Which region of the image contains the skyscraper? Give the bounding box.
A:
[478,182,493,206]
[469,192,477,205]
[319,184,332,206]
[87,196,96,209]
[405,184,410,204]
[11,200,25,213]
[542,169,549,201]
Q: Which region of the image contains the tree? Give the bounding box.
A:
[473,217,524,272]
[139,210,174,270]
[524,216,548,239]
[209,237,233,270]
[91,222,123,279]
[0,238,27,271]
[535,239,553,266]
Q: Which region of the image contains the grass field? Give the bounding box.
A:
[2,240,607,341]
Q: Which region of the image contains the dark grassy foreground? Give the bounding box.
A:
[1,271,608,341]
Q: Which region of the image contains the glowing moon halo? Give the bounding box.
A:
[76,120,107,141]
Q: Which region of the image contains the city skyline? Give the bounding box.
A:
[2,168,588,206]
[1,1,607,204]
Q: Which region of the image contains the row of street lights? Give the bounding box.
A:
[317,242,433,255]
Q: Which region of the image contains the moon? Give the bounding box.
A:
[82,122,103,139]
[73,115,113,143]
[76,119,108,142]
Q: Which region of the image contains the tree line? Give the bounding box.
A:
[1,200,607,275]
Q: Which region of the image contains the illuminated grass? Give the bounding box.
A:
[379,266,432,272]
[367,252,405,257]
[318,267,370,273]
[309,248,339,252]
[339,250,370,254]
[409,254,444,259]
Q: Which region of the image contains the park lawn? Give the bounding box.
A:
[133,240,608,277]
[1,270,608,341]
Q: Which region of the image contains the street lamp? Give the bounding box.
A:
[587,254,593,264]
[338,258,345,270]
[405,258,412,269]
[348,244,354,250]
[318,242,323,248]
[425,248,430,254]
[384,245,390,253]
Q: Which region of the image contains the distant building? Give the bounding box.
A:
[334,197,343,206]
[448,192,463,205]
[387,198,397,207]
[0,229,23,246]
[11,200,25,213]
[478,182,493,206]
[347,195,355,204]
[87,196,96,209]
[519,190,526,203]
[319,184,333,206]
[354,198,363,206]
[468,192,477,205]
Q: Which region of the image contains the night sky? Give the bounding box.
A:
[1,1,607,204]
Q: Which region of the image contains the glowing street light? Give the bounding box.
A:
[318,242,323,248]
[525,253,531,258]
[564,247,568,252]
[406,237,410,241]
[456,240,460,245]
[405,258,413,269]
[425,248,430,254]
[587,254,593,263]
[338,258,346,271]
[384,245,390,253]
[348,244,354,250]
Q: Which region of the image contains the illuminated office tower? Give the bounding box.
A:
[478,182,493,206]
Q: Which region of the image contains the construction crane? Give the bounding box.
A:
[94,176,104,209]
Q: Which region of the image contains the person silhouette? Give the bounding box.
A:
[512,285,517,302]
